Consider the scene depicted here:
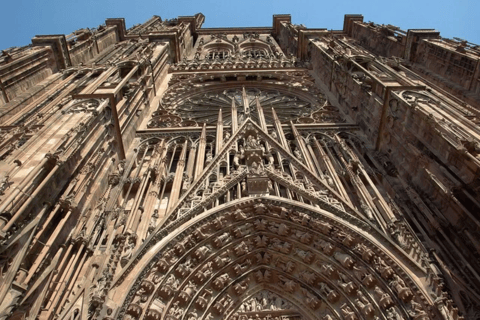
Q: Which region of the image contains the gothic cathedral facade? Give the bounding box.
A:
[1,13,480,320]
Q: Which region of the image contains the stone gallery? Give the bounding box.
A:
[0,12,479,320]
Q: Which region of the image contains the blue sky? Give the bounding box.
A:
[1,0,478,50]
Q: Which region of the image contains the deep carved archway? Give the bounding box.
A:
[111,196,436,320]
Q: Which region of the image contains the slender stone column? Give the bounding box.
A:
[128,169,150,234]
[306,143,324,178]
[0,210,40,304]
[142,141,167,219]
[242,87,250,117]
[23,206,74,284]
[271,108,288,149]
[255,97,268,131]
[166,141,187,213]
[2,163,61,234]
[215,108,223,153]
[255,97,271,154]
[0,157,49,215]
[186,143,196,180]
[194,124,207,179]
[313,137,350,201]
[26,246,63,320]
[231,98,238,134]
[57,244,88,311]
[290,122,316,173]
[44,242,85,319]
[43,243,73,309]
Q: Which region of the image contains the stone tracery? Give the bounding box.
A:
[0,11,478,320]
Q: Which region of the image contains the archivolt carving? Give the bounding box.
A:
[112,198,445,320]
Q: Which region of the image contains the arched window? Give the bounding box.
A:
[242,49,267,59]
[206,49,230,61]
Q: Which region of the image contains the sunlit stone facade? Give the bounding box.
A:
[0,13,480,320]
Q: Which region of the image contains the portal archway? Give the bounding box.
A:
[109,196,437,320]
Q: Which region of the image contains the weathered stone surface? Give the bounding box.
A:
[0,12,479,320]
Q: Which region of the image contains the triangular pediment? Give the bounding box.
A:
[159,117,367,231]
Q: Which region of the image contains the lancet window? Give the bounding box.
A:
[242,49,267,59]
[206,49,230,61]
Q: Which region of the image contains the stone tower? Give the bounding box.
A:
[0,13,479,320]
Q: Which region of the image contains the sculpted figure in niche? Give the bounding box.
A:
[320,282,340,303]
[233,152,240,168]
[168,301,184,319]
[321,312,334,320]
[250,161,264,175]
[233,259,252,275]
[374,256,394,279]
[186,311,198,320]
[121,238,135,261]
[338,271,358,295]
[294,148,302,160]
[117,159,126,175]
[213,250,232,268]
[319,263,338,278]
[194,245,211,261]
[246,135,260,149]
[275,258,295,273]
[386,307,405,320]
[332,228,355,247]
[313,238,335,255]
[353,265,376,287]
[233,222,253,237]
[165,274,180,289]
[374,286,394,309]
[294,230,312,244]
[353,243,375,263]
[269,238,292,253]
[334,252,355,269]
[91,268,109,297]
[179,281,197,301]
[355,291,374,317]
[310,218,333,235]
[322,171,334,187]
[340,303,357,320]
[295,248,314,264]
[390,274,413,302]
[268,221,289,236]
[408,300,427,319]
[233,208,249,220]
[233,241,251,256]
[301,287,320,309]
[233,278,249,295]
[214,232,233,247]
[267,179,274,193]
[241,181,247,196]
[213,273,231,290]
[270,130,278,140]
[299,270,317,285]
